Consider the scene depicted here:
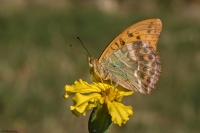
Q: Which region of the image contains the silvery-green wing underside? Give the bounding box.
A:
[99,41,161,94]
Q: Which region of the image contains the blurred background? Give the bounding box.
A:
[0,0,200,133]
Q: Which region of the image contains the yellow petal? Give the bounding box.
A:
[64,79,102,98]
[70,93,102,116]
[107,101,133,126]
[119,90,134,97]
[64,94,69,99]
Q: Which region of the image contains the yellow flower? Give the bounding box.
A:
[64,79,134,126]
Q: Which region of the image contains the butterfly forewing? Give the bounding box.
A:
[91,18,162,94]
[99,18,162,62]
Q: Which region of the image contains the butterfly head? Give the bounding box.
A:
[88,56,100,77]
[88,56,107,82]
[88,56,98,68]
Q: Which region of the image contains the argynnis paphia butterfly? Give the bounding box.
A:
[88,18,162,94]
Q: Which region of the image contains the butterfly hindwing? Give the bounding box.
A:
[99,41,161,94]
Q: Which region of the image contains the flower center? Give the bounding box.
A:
[101,86,121,103]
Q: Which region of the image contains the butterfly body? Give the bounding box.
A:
[88,18,162,94]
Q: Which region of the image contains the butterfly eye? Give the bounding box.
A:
[88,57,94,68]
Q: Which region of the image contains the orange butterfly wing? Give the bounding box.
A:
[99,18,162,62]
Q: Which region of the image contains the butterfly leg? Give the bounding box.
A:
[94,69,109,90]
[107,74,119,89]
[108,74,118,89]
[107,74,114,87]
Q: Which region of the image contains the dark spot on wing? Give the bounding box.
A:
[139,55,144,60]
[146,78,151,84]
[115,42,119,48]
[143,48,148,53]
[143,67,147,72]
[149,70,154,76]
[147,30,151,33]
[136,36,141,40]
[127,31,133,37]
[151,62,156,67]
[144,61,149,65]
[148,55,153,60]
[133,41,142,48]
[143,84,148,89]
[140,72,145,79]
[120,38,125,45]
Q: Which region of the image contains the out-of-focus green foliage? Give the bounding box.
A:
[0,1,200,133]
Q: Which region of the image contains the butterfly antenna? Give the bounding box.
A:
[70,45,90,56]
[77,36,91,57]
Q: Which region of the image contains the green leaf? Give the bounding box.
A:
[88,104,112,133]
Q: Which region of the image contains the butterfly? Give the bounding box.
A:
[88,18,162,94]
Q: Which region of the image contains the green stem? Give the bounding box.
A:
[88,104,113,133]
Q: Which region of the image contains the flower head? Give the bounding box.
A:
[64,79,134,126]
